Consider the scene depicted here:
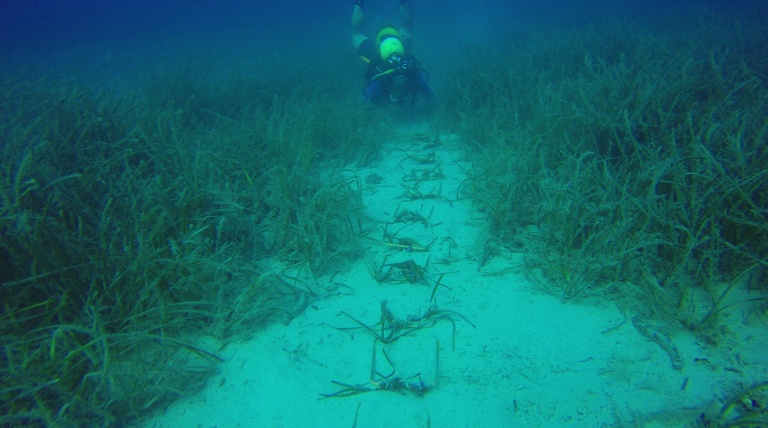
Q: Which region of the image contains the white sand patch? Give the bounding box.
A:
[146,125,768,428]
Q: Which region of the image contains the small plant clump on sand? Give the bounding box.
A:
[697,381,768,427]
[321,276,474,403]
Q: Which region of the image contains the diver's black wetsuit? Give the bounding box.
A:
[351,0,433,105]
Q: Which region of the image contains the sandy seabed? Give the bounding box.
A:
[146,125,768,428]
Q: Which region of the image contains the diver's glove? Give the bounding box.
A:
[354,0,364,7]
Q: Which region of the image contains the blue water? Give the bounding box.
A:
[3,0,764,86]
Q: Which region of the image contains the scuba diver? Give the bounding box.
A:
[351,0,433,107]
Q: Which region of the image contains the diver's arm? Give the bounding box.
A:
[351,1,367,51]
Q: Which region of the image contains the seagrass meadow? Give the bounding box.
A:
[440,17,768,330]
[0,53,388,426]
[1,3,768,427]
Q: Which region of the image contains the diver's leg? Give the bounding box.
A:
[352,1,367,50]
[399,0,413,35]
[417,73,434,101]
[364,80,385,104]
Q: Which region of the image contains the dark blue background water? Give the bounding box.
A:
[0,0,695,51]
[1,0,764,87]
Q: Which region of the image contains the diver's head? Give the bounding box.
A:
[389,74,412,105]
[376,26,405,63]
